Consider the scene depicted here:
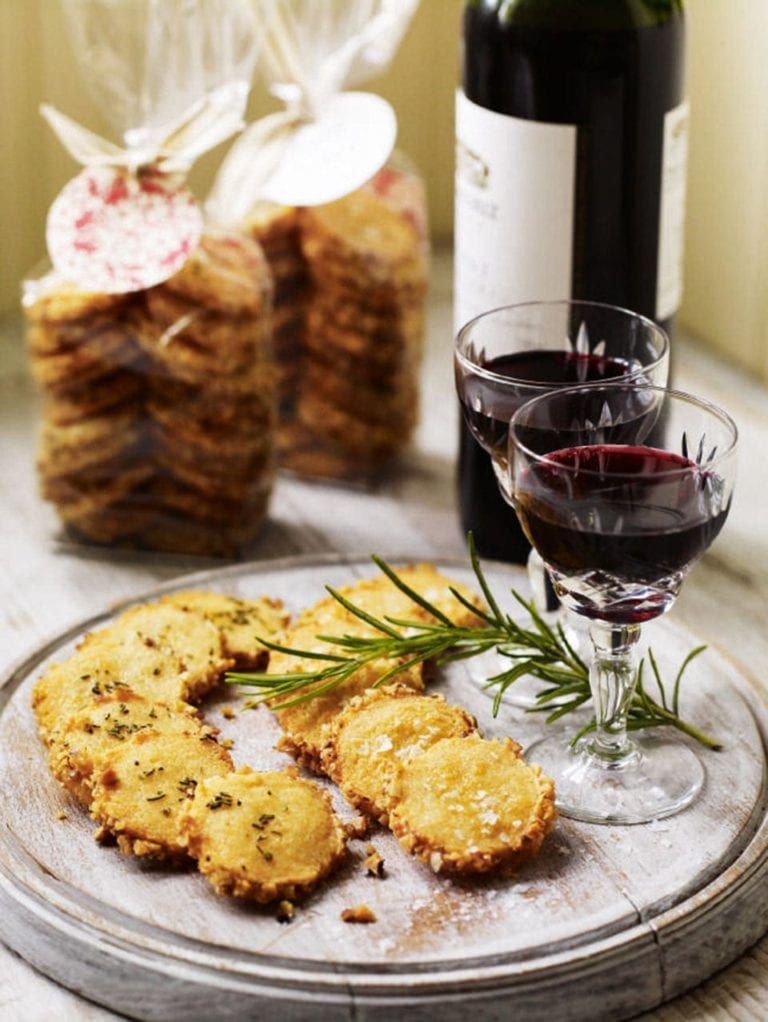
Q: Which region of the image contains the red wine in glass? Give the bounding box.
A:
[515,444,731,624]
[509,383,738,825]
[460,348,633,458]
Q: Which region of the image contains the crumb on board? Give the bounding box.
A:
[341,904,377,924]
[221,706,236,720]
[344,815,370,840]
[276,900,295,923]
[56,810,68,821]
[364,844,385,878]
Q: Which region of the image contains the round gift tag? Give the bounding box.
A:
[260,92,397,207]
[46,166,203,294]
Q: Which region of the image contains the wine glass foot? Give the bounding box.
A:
[525,731,705,825]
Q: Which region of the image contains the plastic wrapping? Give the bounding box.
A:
[210,0,428,483]
[23,0,277,557]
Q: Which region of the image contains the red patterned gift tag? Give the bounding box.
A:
[46,165,203,294]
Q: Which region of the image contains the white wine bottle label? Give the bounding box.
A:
[454,90,576,332]
[656,100,689,322]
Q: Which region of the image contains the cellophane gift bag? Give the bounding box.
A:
[207,0,428,483]
[22,0,277,557]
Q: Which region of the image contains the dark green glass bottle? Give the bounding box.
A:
[455,0,686,562]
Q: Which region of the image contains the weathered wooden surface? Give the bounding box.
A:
[1,252,768,1019]
[1,558,767,1022]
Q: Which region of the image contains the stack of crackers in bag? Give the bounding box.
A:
[219,0,427,484]
[26,232,275,557]
[248,171,428,483]
[23,0,276,557]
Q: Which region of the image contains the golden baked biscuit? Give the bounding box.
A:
[48,694,207,805]
[146,476,272,529]
[300,189,425,286]
[58,502,152,545]
[144,286,270,352]
[77,603,233,704]
[153,450,273,504]
[133,308,270,382]
[41,372,143,426]
[32,651,137,745]
[294,563,487,632]
[159,590,290,669]
[37,408,142,477]
[245,202,303,249]
[322,686,478,824]
[44,466,154,535]
[138,514,263,559]
[295,394,417,460]
[178,766,348,902]
[388,736,556,877]
[147,394,273,460]
[25,311,135,356]
[23,277,129,323]
[277,432,381,482]
[89,728,234,861]
[162,232,272,316]
[29,327,141,391]
[302,361,419,425]
[266,610,428,773]
[269,565,486,770]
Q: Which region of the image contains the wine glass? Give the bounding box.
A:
[454,300,669,705]
[506,383,738,824]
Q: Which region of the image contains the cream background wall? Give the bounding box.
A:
[1,1,766,380]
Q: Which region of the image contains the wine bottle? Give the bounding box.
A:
[455,0,687,562]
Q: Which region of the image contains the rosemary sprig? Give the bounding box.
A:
[227,536,721,751]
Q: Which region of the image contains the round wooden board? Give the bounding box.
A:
[1,554,767,1022]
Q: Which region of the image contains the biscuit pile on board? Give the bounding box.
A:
[246,184,427,482]
[32,566,556,906]
[267,565,557,877]
[31,589,350,904]
[24,231,275,557]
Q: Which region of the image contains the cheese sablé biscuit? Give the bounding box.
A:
[89,729,234,862]
[133,309,268,382]
[321,686,478,824]
[271,566,485,771]
[268,619,427,773]
[29,327,141,392]
[37,408,142,477]
[162,232,272,316]
[23,277,129,323]
[26,311,133,356]
[159,590,290,669]
[295,394,416,461]
[388,736,556,878]
[294,563,486,632]
[48,695,209,806]
[300,189,425,288]
[178,766,348,903]
[32,651,137,745]
[76,603,233,705]
[147,392,272,460]
[42,372,143,426]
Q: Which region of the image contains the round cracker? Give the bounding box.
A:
[388,735,556,877]
[179,766,347,902]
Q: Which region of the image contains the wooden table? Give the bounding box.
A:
[1,253,768,1020]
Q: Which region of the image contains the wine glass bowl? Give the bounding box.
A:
[508,384,738,824]
[455,300,670,500]
[454,300,670,706]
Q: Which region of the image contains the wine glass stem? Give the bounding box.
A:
[586,621,641,761]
